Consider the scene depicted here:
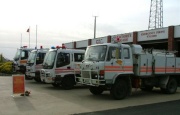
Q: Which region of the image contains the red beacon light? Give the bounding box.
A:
[56,46,60,49]
[40,46,43,49]
[23,46,27,48]
[56,44,66,49]
[62,44,66,49]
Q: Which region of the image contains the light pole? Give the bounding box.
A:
[36,25,37,49]
[93,16,98,39]
[20,33,22,47]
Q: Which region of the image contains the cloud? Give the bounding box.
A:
[0,0,180,60]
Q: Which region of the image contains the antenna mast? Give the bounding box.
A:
[148,0,163,30]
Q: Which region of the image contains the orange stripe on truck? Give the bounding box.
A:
[105,66,133,69]
[105,70,133,72]
[20,60,27,64]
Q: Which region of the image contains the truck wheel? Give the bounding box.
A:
[34,77,41,82]
[25,75,33,80]
[89,86,104,95]
[34,72,41,82]
[52,83,60,87]
[162,78,177,94]
[110,79,128,100]
[61,77,75,90]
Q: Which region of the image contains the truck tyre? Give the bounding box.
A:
[162,78,177,94]
[110,79,128,100]
[89,86,104,95]
[34,72,41,82]
[61,77,75,90]
[34,77,41,82]
[52,83,60,87]
[25,75,33,80]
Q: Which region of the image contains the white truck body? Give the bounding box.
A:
[26,48,49,81]
[13,46,34,74]
[76,43,180,99]
[40,47,84,89]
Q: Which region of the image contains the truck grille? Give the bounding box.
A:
[81,71,103,80]
[81,71,90,78]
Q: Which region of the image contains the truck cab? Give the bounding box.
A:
[13,46,34,74]
[77,43,133,86]
[40,46,85,89]
[76,43,134,99]
[26,47,49,82]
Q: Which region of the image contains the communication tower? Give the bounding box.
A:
[148,0,163,30]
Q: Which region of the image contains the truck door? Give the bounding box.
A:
[55,52,71,74]
[121,47,133,73]
[73,53,84,74]
[105,47,122,80]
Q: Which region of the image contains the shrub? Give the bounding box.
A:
[0,62,13,74]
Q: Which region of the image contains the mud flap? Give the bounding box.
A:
[159,76,169,89]
[128,77,132,96]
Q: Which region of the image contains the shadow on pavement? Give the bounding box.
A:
[13,96,36,111]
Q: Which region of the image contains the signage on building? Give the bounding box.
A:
[65,42,73,49]
[138,28,168,41]
[92,37,107,45]
[76,40,89,48]
[96,39,103,44]
[174,25,180,38]
[111,33,133,43]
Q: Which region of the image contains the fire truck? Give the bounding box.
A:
[40,45,85,89]
[13,46,34,74]
[76,41,180,100]
[26,46,49,82]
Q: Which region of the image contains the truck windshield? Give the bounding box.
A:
[43,51,56,69]
[14,49,21,61]
[27,51,36,64]
[84,45,107,61]
[14,49,29,61]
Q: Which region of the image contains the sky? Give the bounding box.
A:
[0,0,180,60]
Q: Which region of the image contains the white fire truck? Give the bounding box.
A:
[40,45,85,89]
[76,41,180,100]
[13,46,34,74]
[26,47,49,82]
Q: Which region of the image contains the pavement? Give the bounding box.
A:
[74,99,180,115]
[0,76,180,115]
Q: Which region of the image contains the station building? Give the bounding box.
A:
[64,25,180,56]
